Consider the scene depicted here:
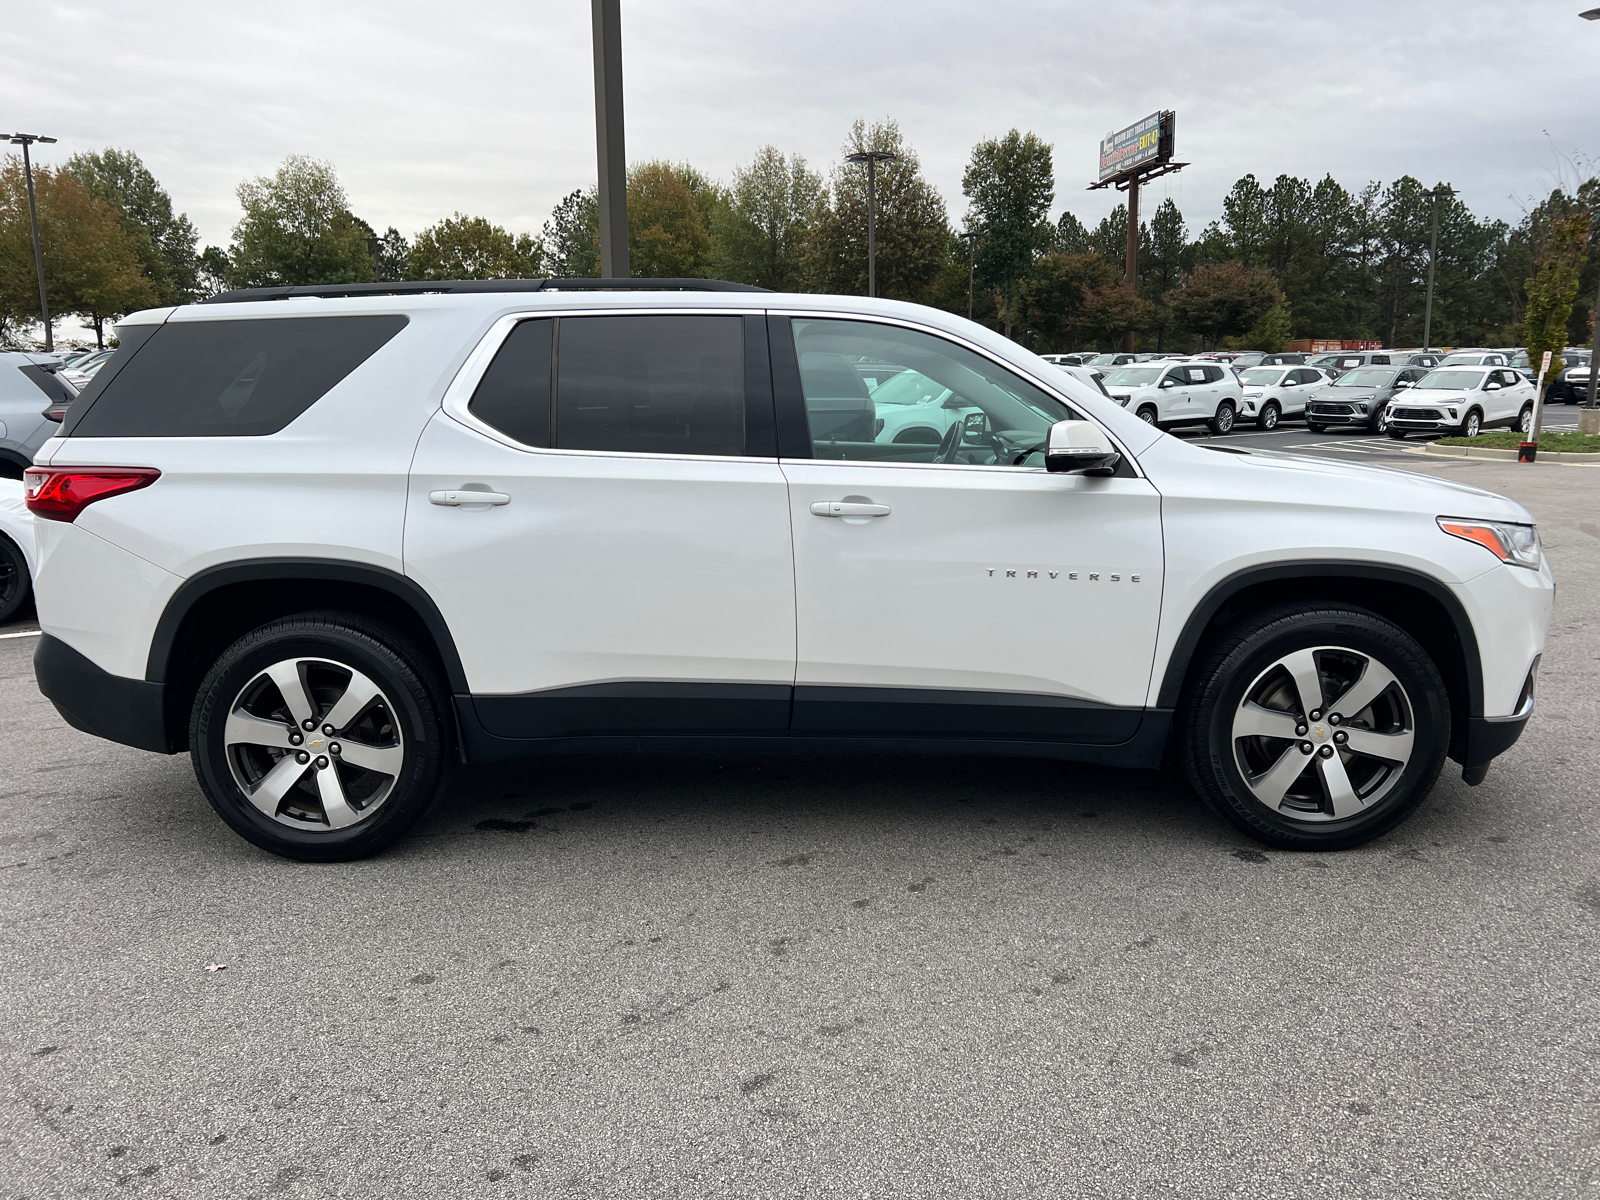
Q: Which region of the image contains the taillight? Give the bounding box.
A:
[41,404,69,423]
[23,466,160,523]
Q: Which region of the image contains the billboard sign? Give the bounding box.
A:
[1098,111,1175,183]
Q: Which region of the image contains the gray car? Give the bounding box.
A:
[1305,365,1431,433]
[0,352,76,478]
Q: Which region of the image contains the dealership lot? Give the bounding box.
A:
[2,441,1597,1197]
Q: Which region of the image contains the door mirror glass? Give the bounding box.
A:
[1045,420,1120,476]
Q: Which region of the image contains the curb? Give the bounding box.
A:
[1423,442,1600,462]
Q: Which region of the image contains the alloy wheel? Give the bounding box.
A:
[223,656,405,830]
[1465,411,1481,437]
[1231,645,1415,822]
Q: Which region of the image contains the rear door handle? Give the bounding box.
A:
[429,489,511,507]
[810,501,891,518]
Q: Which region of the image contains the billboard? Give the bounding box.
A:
[1098,111,1175,183]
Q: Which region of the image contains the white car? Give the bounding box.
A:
[1438,351,1509,368]
[1386,366,1537,439]
[0,478,36,624]
[1102,360,1247,433]
[25,280,1551,861]
[1234,366,1335,430]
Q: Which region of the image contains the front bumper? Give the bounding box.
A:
[34,633,171,754]
[1307,404,1373,425]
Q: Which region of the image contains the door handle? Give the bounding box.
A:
[810,501,891,518]
[429,489,511,507]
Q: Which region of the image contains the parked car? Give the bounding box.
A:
[1101,360,1246,432]
[1438,350,1510,367]
[1387,351,1444,369]
[0,477,36,623]
[1040,353,1093,367]
[1305,366,1430,433]
[1234,365,1334,429]
[1545,354,1592,402]
[60,350,115,392]
[1385,366,1536,438]
[1561,363,1594,404]
[1257,353,1308,366]
[1083,352,1141,369]
[0,351,78,479]
[25,280,1550,861]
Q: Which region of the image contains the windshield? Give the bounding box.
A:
[868,368,951,406]
[1085,354,1124,367]
[1103,367,1165,387]
[1440,355,1485,366]
[1415,369,1487,390]
[1237,368,1287,386]
[1333,369,1401,387]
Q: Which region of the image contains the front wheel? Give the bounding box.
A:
[1137,405,1159,425]
[1181,604,1449,850]
[1372,408,1390,434]
[1208,401,1236,435]
[1258,402,1280,431]
[1462,409,1482,438]
[189,612,451,861]
[0,532,31,625]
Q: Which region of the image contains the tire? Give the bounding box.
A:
[1387,428,1407,440]
[189,612,451,861]
[1517,404,1533,435]
[1137,405,1159,425]
[1461,408,1482,438]
[1180,603,1449,851]
[1208,401,1237,435]
[1372,407,1390,434]
[0,532,30,625]
[1258,402,1280,431]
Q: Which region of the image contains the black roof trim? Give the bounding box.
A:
[199,278,770,304]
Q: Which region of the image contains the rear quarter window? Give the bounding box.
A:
[67,315,407,437]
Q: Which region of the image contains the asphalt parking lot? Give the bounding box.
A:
[3,428,1597,1198]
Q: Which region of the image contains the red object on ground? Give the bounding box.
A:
[1517,442,1538,462]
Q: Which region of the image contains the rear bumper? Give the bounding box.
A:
[34,633,171,754]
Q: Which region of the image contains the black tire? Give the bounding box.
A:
[1517,404,1533,435]
[1180,604,1449,851]
[1258,402,1280,431]
[1387,428,1408,440]
[1371,407,1390,434]
[1208,401,1237,435]
[0,532,31,625]
[189,612,451,861]
[1461,408,1482,438]
[1137,405,1158,425]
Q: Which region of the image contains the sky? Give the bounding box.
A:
[2,0,1597,253]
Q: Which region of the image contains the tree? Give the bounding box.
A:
[0,156,155,347]
[1141,198,1188,349]
[1523,210,1589,394]
[374,227,409,282]
[541,188,599,278]
[1224,302,1294,352]
[404,214,541,280]
[63,148,201,306]
[962,129,1054,338]
[196,246,232,298]
[1017,251,1108,349]
[717,146,821,291]
[802,119,950,303]
[228,155,375,287]
[1079,281,1153,349]
[626,161,714,278]
[1054,211,1091,255]
[1165,263,1283,348]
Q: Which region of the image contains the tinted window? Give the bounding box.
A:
[556,315,745,456]
[16,364,76,404]
[70,316,406,437]
[467,319,552,447]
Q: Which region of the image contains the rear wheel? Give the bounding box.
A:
[1258,402,1280,430]
[1209,401,1236,435]
[0,533,30,625]
[1517,404,1533,435]
[1181,604,1449,850]
[189,613,451,861]
[1137,405,1159,425]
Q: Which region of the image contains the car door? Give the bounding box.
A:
[405,311,797,739]
[1155,366,1192,421]
[774,314,1164,743]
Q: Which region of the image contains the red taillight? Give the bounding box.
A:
[23,467,160,523]
[42,404,69,423]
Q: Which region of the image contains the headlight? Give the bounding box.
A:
[1437,518,1542,569]
[1243,391,1262,398]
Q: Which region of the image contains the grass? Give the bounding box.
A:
[1434,430,1600,452]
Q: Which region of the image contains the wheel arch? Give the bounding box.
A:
[148,558,468,753]
[1156,561,1482,762]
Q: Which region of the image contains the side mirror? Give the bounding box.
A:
[1045,420,1120,476]
[1485,382,1502,391]
[1159,378,1176,389]
[1393,380,1412,389]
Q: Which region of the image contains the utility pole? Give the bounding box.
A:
[7,133,58,351]
[846,150,897,297]
[1421,184,1455,352]
[591,0,628,278]
[958,231,979,321]
[1122,177,1140,353]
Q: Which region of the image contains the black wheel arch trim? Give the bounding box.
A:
[145,557,469,693]
[1155,559,1484,720]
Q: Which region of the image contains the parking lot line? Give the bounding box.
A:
[0,629,41,640]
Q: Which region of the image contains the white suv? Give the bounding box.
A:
[1386,367,1536,439]
[1101,361,1246,433]
[24,280,1551,860]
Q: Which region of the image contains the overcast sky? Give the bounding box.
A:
[3,0,1596,251]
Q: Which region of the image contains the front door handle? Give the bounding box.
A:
[429,489,511,507]
[810,501,891,518]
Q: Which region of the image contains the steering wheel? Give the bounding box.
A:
[934,420,964,463]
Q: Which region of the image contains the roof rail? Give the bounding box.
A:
[199,278,771,304]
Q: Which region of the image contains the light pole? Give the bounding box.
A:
[7,132,58,351]
[845,150,896,297]
[592,0,629,278]
[1582,9,1600,416]
[958,230,979,321]
[1421,184,1456,353]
